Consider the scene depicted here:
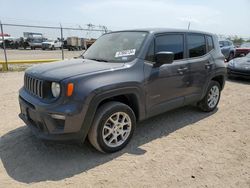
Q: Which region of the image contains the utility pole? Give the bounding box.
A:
[188,22,191,30]
[60,24,64,60]
[0,21,8,71]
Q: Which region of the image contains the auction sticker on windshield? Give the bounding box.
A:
[115,49,136,58]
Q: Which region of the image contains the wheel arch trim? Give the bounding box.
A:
[79,86,145,142]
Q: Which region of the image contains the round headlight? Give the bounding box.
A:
[51,82,61,98]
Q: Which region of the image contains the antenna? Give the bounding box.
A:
[188,22,191,30]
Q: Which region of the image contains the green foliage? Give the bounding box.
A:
[226,35,245,45]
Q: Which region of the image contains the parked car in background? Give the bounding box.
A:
[235,43,250,57]
[28,38,44,50]
[227,52,250,79]
[19,29,226,153]
[22,32,47,50]
[219,40,235,62]
[42,39,62,50]
[0,37,20,49]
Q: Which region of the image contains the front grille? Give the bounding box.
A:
[24,74,44,98]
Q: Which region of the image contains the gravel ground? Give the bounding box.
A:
[0,72,249,188]
[0,49,82,60]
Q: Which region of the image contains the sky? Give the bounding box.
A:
[0,0,250,39]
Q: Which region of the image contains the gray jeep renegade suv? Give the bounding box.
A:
[19,28,226,153]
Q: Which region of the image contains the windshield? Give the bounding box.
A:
[219,41,224,46]
[240,43,250,48]
[32,38,42,43]
[83,31,148,62]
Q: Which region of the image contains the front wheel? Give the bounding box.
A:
[88,102,136,153]
[198,81,221,112]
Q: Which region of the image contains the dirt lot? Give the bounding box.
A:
[0,72,249,188]
[0,49,82,60]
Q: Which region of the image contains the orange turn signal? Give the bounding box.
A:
[67,83,74,97]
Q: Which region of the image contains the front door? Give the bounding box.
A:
[144,33,190,117]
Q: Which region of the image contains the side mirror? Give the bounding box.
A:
[155,52,174,67]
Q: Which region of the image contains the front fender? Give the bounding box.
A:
[79,85,146,142]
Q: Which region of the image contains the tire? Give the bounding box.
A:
[88,102,136,153]
[198,81,221,112]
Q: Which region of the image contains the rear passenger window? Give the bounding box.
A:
[187,34,206,58]
[155,34,184,60]
[206,36,214,52]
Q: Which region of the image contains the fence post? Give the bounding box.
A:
[60,24,64,60]
[0,21,8,71]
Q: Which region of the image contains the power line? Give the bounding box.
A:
[1,23,106,32]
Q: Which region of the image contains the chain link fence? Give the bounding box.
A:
[0,21,108,71]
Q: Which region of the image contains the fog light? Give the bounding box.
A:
[51,114,66,120]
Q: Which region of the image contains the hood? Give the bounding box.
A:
[26,59,125,81]
[230,56,250,69]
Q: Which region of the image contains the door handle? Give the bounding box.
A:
[205,62,214,69]
[177,67,188,74]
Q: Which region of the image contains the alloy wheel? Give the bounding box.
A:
[102,112,132,148]
[207,85,220,108]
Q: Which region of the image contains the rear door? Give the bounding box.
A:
[185,33,214,104]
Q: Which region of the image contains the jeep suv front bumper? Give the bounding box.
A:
[18,88,88,141]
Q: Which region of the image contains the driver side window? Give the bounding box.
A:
[145,34,184,63]
[155,34,184,60]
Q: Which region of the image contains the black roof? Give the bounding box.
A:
[111,28,214,36]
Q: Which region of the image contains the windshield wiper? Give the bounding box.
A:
[88,58,108,62]
[73,54,84,59]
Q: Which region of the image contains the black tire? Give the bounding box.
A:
[227,75,233,80]
[198,81,221,112]
[88,102,136,153]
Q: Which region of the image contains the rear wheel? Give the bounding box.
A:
[198,81,221,112]
[88,102,136,153]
